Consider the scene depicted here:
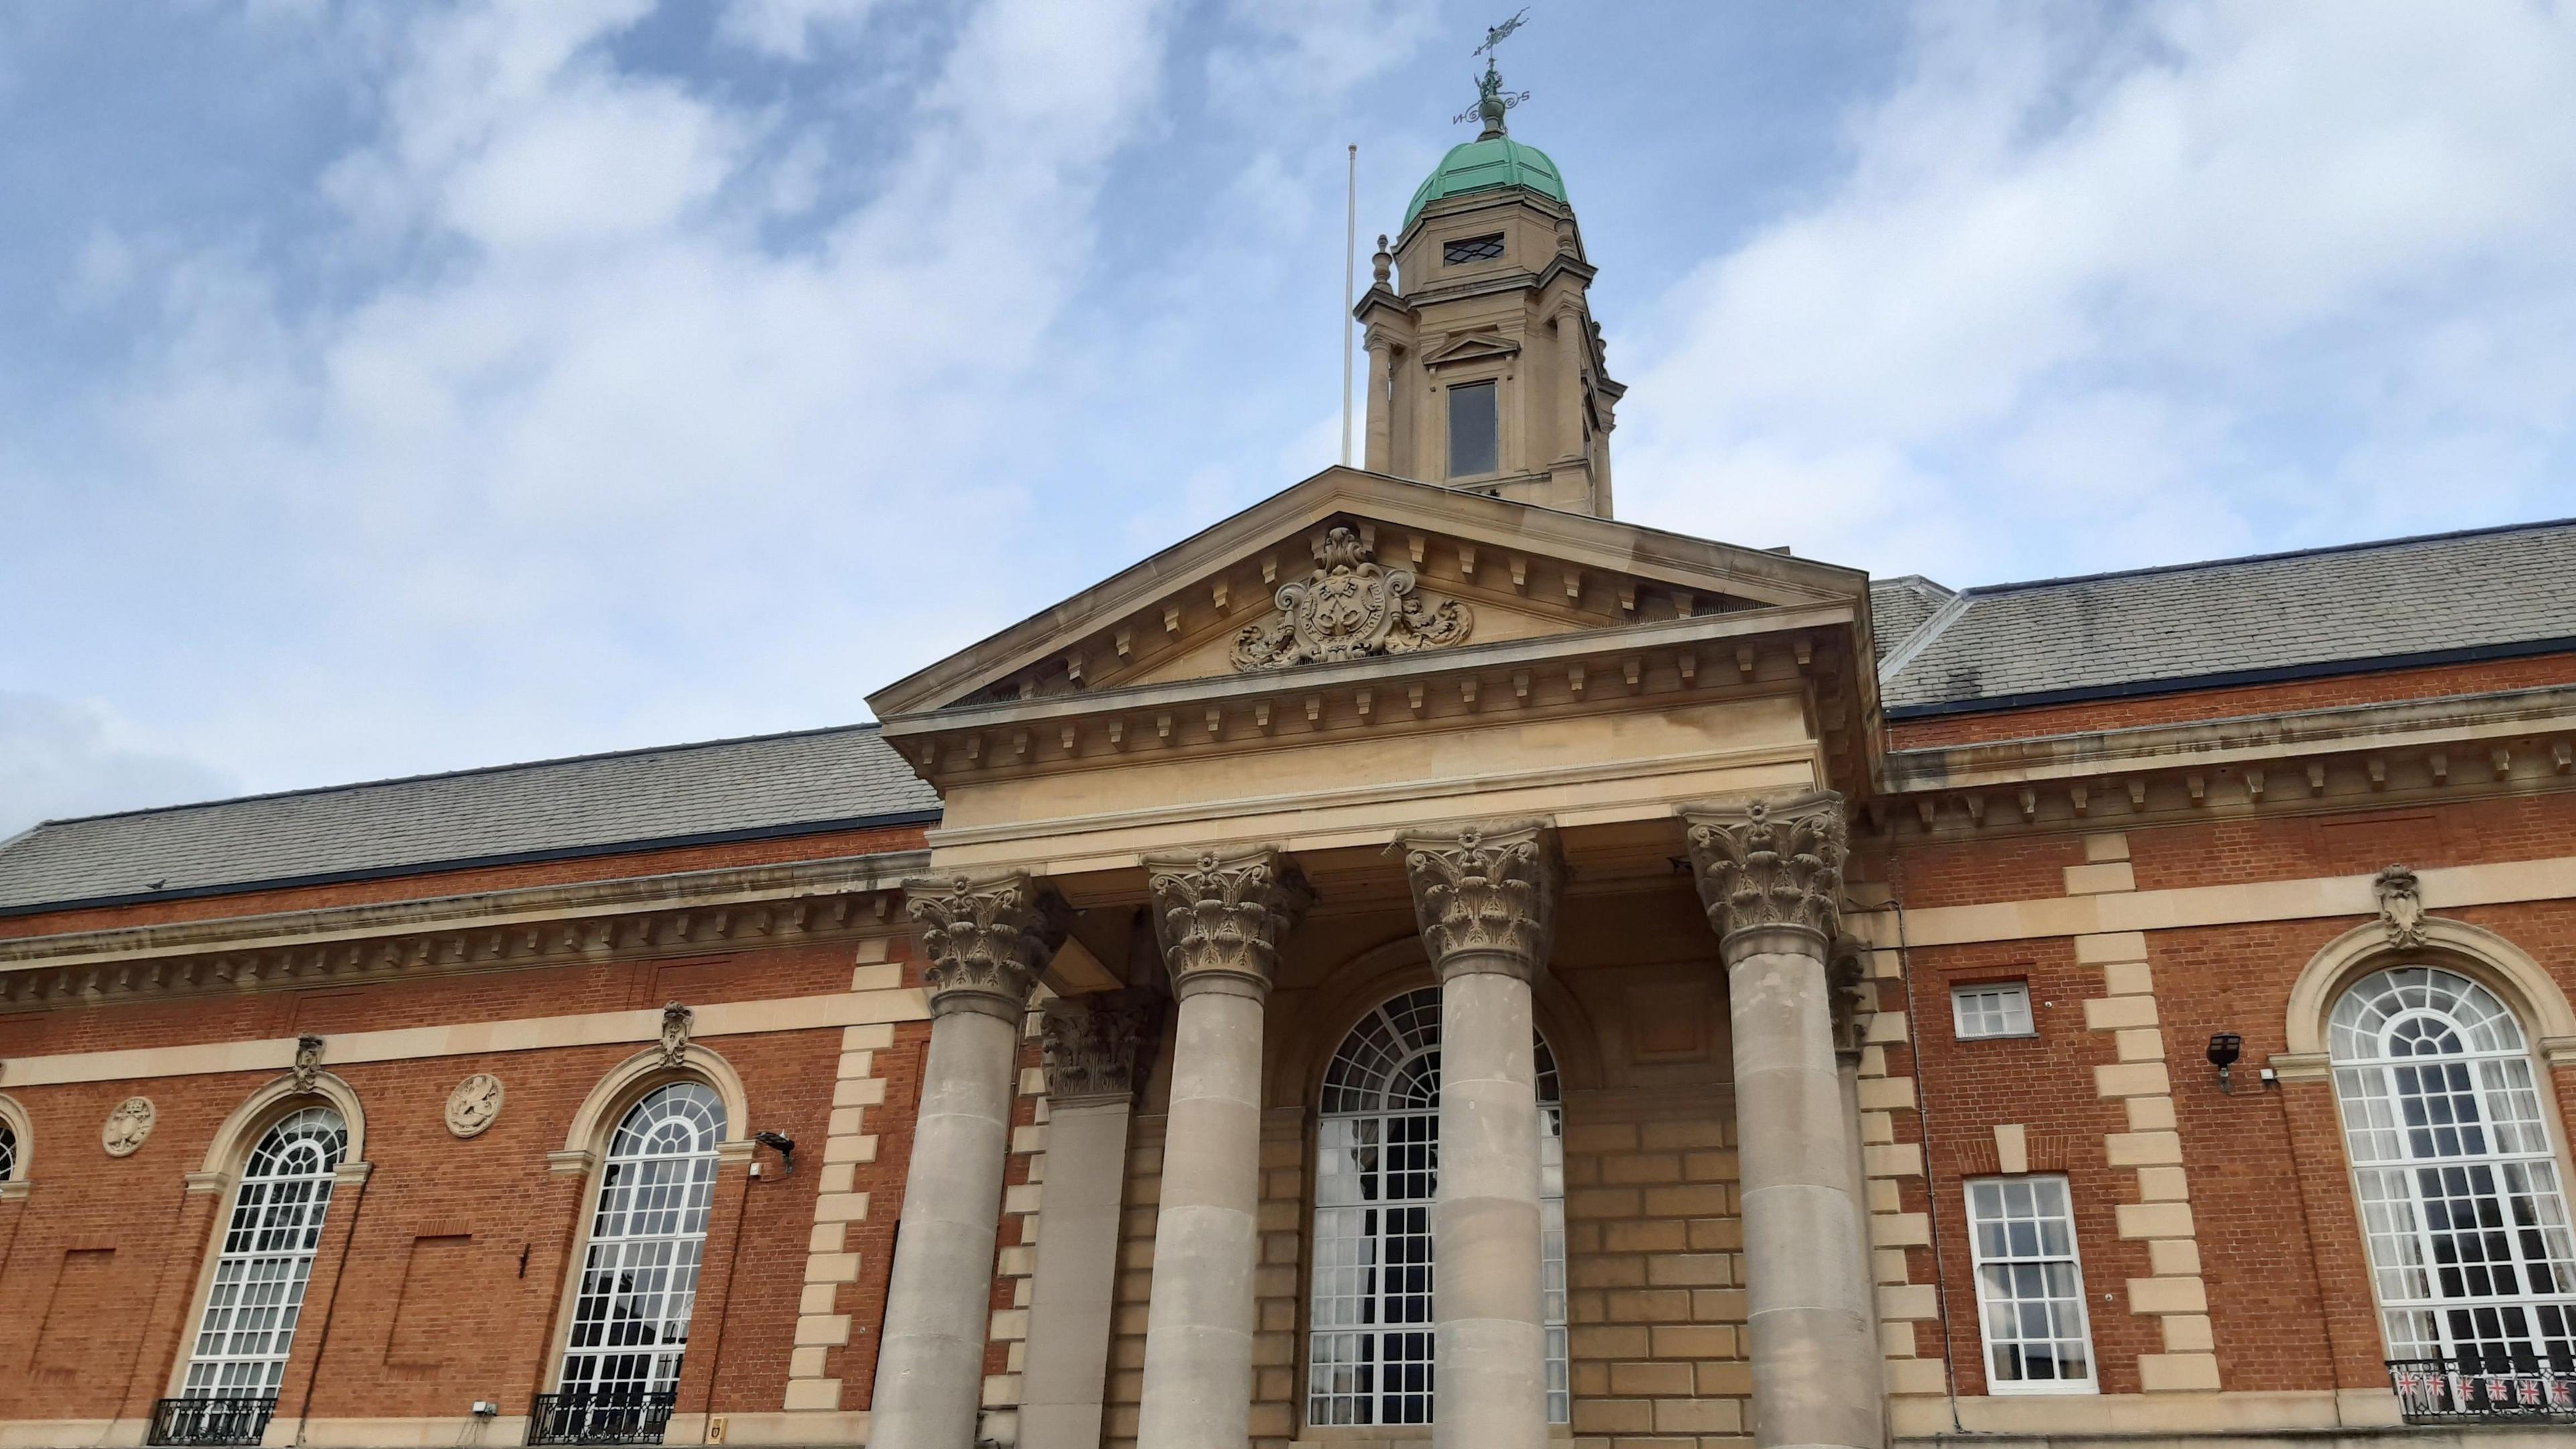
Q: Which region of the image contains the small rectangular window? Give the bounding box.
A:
[1965,1176,2096,1393]
[1443,233,1506,264]
[1448,380,1498,478]
[1953,982,2034,1039]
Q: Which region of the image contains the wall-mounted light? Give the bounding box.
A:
[755,1130,797,1177]
[2207,1032,2243,1094]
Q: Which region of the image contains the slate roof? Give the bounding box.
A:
[8,519,2574,916]
[1866,576,1956,663]
[0,724,938,914]
[1880,517,2576,716]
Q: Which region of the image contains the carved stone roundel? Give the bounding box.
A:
[445,1073,506,1138]
[103,1096,156,1157]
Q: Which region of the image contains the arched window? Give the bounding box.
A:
[2330,966,2576,1373]
[1307,986,1567,1428]
[557,1081,727,1401]
[0,1117,15,1183]
[179,1106,349,1398]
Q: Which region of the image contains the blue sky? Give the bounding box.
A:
[5,0,2575,836]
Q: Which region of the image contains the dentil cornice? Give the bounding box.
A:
[1394,818,1562,983]
[1144,845,1313,1002]
[1682,791,1851,950]
[906,871,1069,1022]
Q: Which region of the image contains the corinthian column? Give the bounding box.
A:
[1682,793,1883,1449]
[1397,820,1562,1449]
[1020,994,1160,1449]
[871,872,1063,1449]
[1135,847,1311,1449]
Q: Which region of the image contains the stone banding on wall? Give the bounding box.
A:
[782,935,904,1416]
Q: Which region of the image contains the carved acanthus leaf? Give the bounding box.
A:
[1041,992,1161,1103]
[1146,846,1313,998]
[2374,865,2427,949]
[1230,527,1472,672]
[1396,819,1562,981]
[907,871,1067,1019]
[1682,791,1851,945]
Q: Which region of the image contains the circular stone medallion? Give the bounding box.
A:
[103,1097,156,1157]
[445,1073,505,1138]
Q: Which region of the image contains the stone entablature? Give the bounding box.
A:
[0,849,928,1010]
[1885,682,2576,839]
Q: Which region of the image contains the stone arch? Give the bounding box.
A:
[0,1091,32,1194]
[559,1043,753,1166]
[2284,916,2576,1059]
[197,1071,368,1181]
[1272,930,1607,1111]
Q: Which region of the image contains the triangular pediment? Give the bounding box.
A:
[1421,331,1522,366]
[867,468,1871,721]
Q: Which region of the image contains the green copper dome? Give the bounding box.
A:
[1403,136,1568,230]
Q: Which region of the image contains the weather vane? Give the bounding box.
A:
[1454,8,1532,138]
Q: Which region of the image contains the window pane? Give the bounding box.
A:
[2331,967,2576,1371]
[1964,1173,2095,1393]
[1953,983,2034,1040]
[1448,382,1498,478]
[558,1083,725,1397]
[1310,987,1568,1425]
[181,1108,348,1399]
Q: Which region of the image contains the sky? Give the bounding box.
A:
[4,0,2575,838]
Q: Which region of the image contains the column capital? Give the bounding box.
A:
[1680,790,1850,960]
[906,871,1067,1022]
[1395,818,1562,983]
[1040,991,1161,1106]
[1145,845,1313,1002]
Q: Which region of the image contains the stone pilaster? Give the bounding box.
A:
[870,872,1063,1449]
[1683,792,1884,1449]
[1020,994,1161,1449]
[1135,847,1309,1449]
[1396,819,1562,1449]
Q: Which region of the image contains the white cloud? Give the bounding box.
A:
[1619,0,2576,582]
[21,0,1178,803]
[718,0,884,62]
[0,694,237,841]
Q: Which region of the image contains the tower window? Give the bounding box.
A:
[1447,381,1498,478]
[1443,233,1505,264]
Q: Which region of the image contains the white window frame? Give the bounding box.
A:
[180,1106,349,1399]
[1963,1174,2099,1395]
[1953,982,2035,1040]
[1307,987,1568,1429]
[555,1081,727,1399]
[2329,965,2576,1373]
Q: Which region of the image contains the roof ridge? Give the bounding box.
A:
[1959,515,2576,597]
[1876,589,1976,681]
[17,720,890,833]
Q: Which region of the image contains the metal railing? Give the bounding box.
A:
[149,1395,278,1446]
[525,1391,679,1446]
[2388,1356,2576,1421]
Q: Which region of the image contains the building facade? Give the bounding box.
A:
[5,97,2576,1449]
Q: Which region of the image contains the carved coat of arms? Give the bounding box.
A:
[103,1096,156,1157]
[1230,527,1472,671]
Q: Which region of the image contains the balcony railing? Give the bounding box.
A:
[149,1395,278,1447]
[2388,1357,2576,1422]
[525,1391,679,1446]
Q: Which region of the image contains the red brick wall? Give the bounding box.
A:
[0,904,930,1425]
[1888,800,2576,1403]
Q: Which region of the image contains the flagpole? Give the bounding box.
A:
[1342,142,1357,468]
